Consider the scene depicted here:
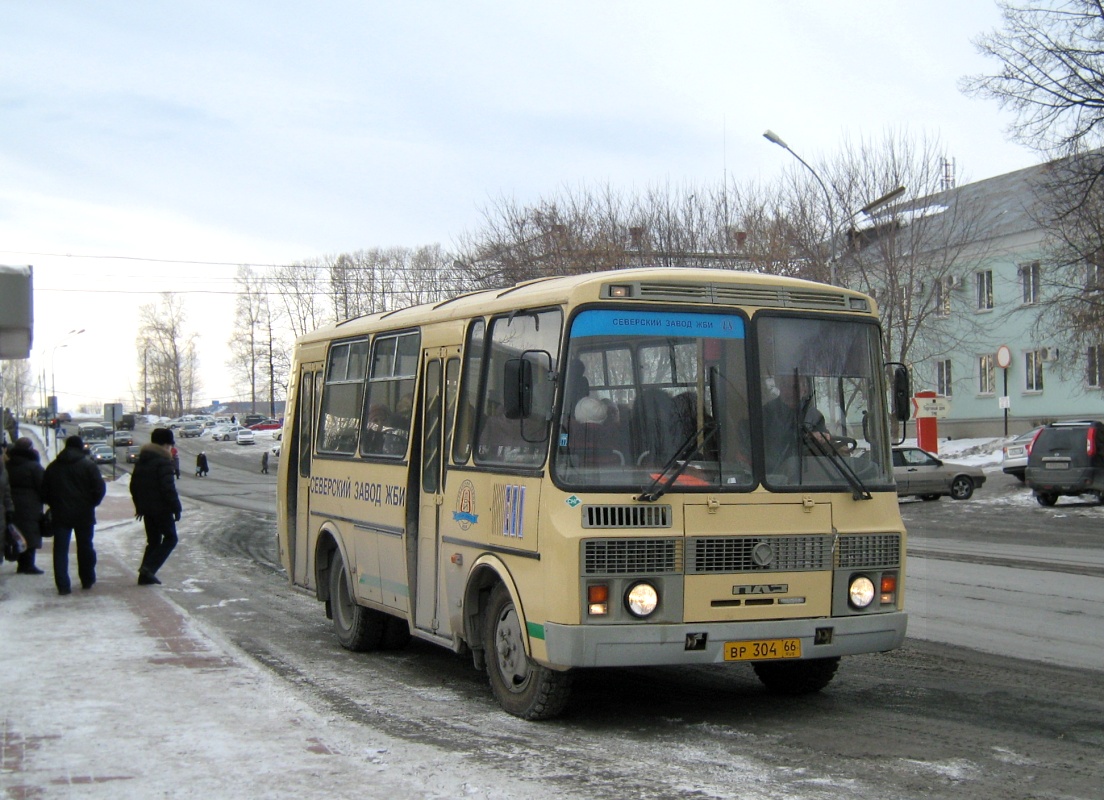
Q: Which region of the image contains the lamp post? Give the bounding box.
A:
[764,130,907,286]
[48,328,85,453]
[763,129,839,285]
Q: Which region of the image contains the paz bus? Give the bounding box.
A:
[276,267,911,720]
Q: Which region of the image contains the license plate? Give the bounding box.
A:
[723,638,802,661]
[1045,462,1070,470]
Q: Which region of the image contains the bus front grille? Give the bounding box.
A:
[836,533,901,569]
[583,538,682,575]
[581,504,672,529]
[688,535,834,573]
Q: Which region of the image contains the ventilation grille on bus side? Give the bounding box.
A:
[583,538,682,575]
[581,504,672,529]
[836,534,901,569]
[633,281,848,310]
[688,535,834,573]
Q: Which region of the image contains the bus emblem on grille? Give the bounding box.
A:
[751,541,775,567]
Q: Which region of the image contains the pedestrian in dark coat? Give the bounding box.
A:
[130,427,182,586]
[0,450,15,562]
[42,435,106,594]
[260,450,269,474]
[7,437,46,575]
[195,452,209,477]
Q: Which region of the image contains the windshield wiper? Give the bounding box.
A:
[800,424,872,501]
[637,423,718,502]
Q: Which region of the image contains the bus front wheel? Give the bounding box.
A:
[752,657,840,695]
[329,552,386,652]
[482,583,572,720]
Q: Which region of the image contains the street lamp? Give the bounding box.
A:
[49,328,85,452]
[763,129,839,285]
[764,130,907,286]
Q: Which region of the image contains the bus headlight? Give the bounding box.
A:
[848,575,876,609]
[625,581,659,618]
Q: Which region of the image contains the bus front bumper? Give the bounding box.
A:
[540,612,907,668]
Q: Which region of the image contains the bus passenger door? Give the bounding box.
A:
[415,349,459,634]
[290,366,322,587]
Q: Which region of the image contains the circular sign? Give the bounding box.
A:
[996,344,1012,369]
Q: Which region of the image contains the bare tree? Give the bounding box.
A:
[962,1,1104,157]
[270,260,327,339]
[1,359,34,421]
[229,266,267,412]
[136,293,200,416]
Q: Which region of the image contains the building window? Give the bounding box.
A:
[936,359,952,396]
[1020,261,1040,305]
[978,353,995,394]
[933,277,952,316]
[1086,251,1104,290]
[1026,350,1044,392]
[976,270,994,310]
[1088,345,1104,388]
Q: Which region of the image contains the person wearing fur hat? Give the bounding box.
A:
[129,427,182,585]
[42,435,107,594]
[7,437,46,575]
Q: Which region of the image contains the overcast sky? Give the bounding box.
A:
[1,1,1037,412]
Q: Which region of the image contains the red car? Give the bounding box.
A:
[248,419,282,431]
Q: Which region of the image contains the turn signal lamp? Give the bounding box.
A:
[588,584,609,616]
[609,285,631,298]
[880,573,897,605]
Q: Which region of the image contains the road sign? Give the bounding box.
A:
[912,396,952,418]
[998,395,1011,409]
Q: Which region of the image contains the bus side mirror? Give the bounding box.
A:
[503,358,533,419]
[890,364,911,422]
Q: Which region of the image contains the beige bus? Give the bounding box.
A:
[276,267,911,720]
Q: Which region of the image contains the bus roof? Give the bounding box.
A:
[296,266,875,346]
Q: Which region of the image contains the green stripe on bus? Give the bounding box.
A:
[526,621,545,640]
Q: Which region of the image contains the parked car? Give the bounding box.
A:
[1001,426,1044,481]
[211,425,245,441]
[235,429,256,445]
[90,444,116,464]
[891,446,986,500]
[178,422,204,438]
[271,443,281,457]
[272,429,283,441]
[113,430,135,447]
[242,413,266,427]
[248,419,281,431]
[126,445,141,464]
[1025,420,1104,506]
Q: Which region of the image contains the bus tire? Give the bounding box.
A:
[381,615,412,650]
[329,552,385,652]
[752,656,840,695]
[482,583,572,720]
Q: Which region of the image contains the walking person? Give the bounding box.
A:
[260,449,269,474]
[171,445,180,479]
[42,435,106,595]
[195,451,209,477]
[7,437,47,575]
[0,446,16,568]
[130,427,182,586]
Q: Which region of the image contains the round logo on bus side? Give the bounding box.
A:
[453,480,478,530]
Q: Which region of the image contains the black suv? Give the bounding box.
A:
[1025,420,1104,506]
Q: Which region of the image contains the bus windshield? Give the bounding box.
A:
[552,308,893,493]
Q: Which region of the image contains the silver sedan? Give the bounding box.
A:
[892,446,987,500]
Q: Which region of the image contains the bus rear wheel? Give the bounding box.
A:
[482,583,572,720]
[752,657,840,695]
[329,551,386,652]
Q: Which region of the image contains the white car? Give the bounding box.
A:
[271,443,281,457]
[235,429,255,445]
[212,425,246,441]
